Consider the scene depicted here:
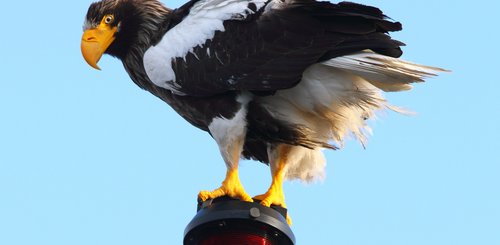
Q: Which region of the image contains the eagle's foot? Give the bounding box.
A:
[198,168,253,202]
[254,189,292,226]
[253,190,285,207]
[254,146,292,225]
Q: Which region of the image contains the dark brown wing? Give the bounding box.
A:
[169,0,404,96]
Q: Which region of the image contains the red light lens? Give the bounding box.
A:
[201,231,274,245]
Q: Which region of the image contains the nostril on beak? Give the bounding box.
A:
[85,36,97,42]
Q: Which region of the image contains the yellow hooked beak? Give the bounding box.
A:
[81,23,117,70]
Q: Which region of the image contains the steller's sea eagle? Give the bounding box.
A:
[81,0,444,225]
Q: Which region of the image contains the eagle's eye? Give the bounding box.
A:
[103,14,114,25]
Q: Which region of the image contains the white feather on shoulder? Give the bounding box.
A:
[143,0,267,94]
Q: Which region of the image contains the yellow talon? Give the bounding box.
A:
[198,168,253,202]
[254,191,293,226]
[253,190,285,207]
[286,214,292,226]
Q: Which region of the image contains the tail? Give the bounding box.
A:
[323,51,449,92]
[258,51,447,182]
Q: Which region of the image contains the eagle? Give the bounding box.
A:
[81,0,443,225]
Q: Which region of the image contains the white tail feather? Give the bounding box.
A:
[258,52,445,182]
[323,51,447,92]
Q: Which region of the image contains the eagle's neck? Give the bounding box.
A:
[116,0,172,91]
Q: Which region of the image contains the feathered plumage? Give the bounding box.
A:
[81,0,444,225]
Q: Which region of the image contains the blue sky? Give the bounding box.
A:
[1,0,499,244]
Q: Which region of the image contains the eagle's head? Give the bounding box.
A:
[81,0,170,70]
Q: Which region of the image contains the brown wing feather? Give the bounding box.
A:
[169,1,403,96]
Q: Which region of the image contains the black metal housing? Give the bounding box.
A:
[184,197,295,245]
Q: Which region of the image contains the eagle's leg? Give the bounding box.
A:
[254,145,292,225]
[199,97,253,203]
[198,167,253,202]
